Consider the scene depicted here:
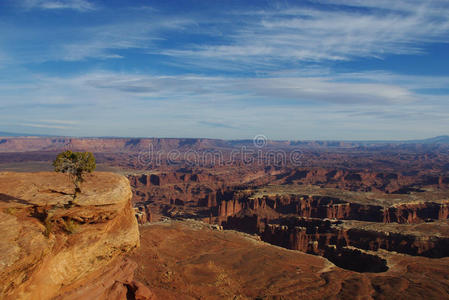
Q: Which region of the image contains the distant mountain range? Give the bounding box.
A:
[409,135,449,144]
[0,131,448,145]
[0,131,29,137]
[0,131,52,137]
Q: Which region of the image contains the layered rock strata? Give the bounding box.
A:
[0,172,154,300]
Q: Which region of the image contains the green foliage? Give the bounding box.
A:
[63,218,78,234]
[53,150,96,198]
[4,207,17,215]
[44,217,53,237]
[40,208,54,238]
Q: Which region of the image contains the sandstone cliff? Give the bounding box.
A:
[218,193,449,225]
[0,172,153,300]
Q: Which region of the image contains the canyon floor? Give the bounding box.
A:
[131,220,449,300]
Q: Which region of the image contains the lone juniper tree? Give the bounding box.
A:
[53,150,96,201]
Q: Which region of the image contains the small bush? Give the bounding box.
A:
[44,218,53,237]
[63,219,78,234]
[53,150,96,200]
[4,207,17,215]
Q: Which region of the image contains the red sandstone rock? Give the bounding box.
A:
[0,172,154,300]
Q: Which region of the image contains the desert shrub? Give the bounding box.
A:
[53,150,96,200]
[44,217,53,237]
[4,207,17,215]
[63,218,78,234]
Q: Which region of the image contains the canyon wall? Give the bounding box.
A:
[276,168,449,193]
[225,216,449,259]
[129,171,226,207]
[218,194,449,225]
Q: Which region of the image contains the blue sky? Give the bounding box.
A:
[1,0,449,140]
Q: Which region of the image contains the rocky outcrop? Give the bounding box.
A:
[135,204,153,225]
[323,246,388,273]
[128,169,277,221]
[128,172,227,208]
[0,172,154,300]
[218,193,449,225]
[384,202,449,223]
[345,227,449,258]
[276,168,449,193]
[54,258,154,300]
[253,217,449,259]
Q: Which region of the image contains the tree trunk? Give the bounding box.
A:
[73,179,81,200]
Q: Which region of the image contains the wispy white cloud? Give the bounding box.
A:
[317,0,449,16]
[21,0,96,11]
[39,119,79,125]
[18,123,72,129]
[0,17,192,63]
[2,69,448,139]
[161,1,449,70]
[71,71,416,105]
[62,17,192,61]
[59,21,168,61]
[5,1,449,67]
